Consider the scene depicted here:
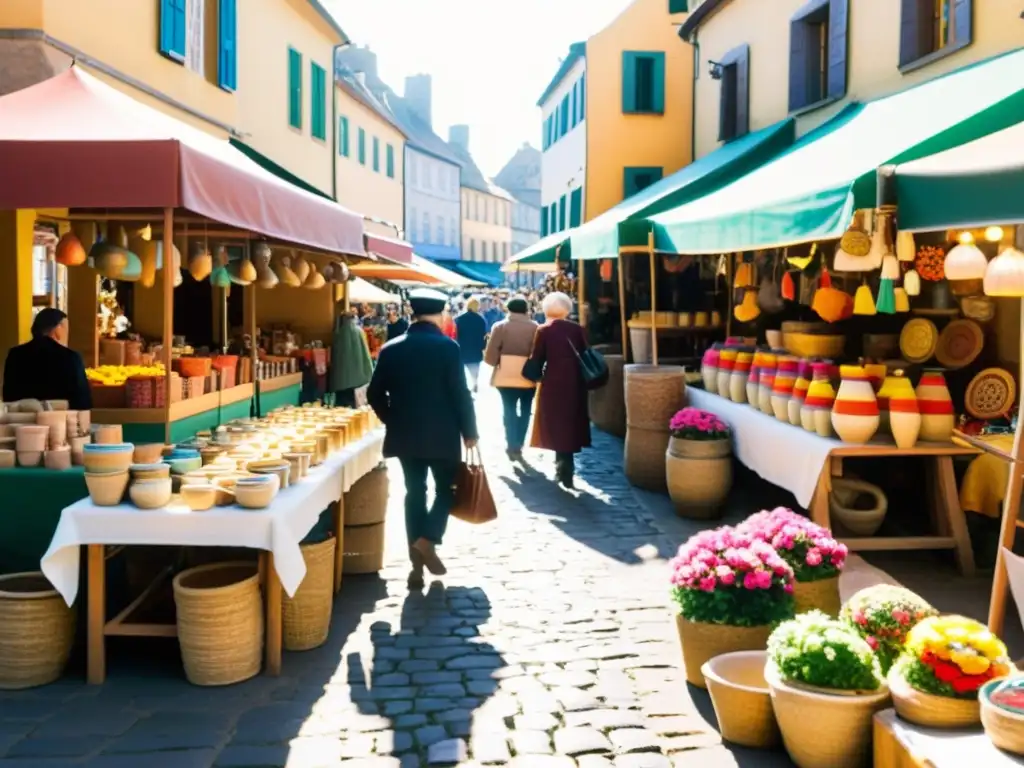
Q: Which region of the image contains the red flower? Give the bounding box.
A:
[951,674,987,694]
[931,659,963,684]
[921,650,936,665]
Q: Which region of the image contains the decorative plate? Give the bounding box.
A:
[899,318,939,364]
[935,319,984,369]
[965,368,1016,420]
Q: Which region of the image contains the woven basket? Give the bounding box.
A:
[283,537,336,651]
[589,354,626,437]
[981,679,1024,755]
[702,651,781,748]
[766,663,891,768]
[888,668,980,727]
[0,572,75,689]
[173,562,263,686]
[343,522,385,574]
[343,466,389,526]
[675,615,771,689]
[793,576,841,617]
[625,364,686,431]
[624,426,670,491]
[666,437,732,518]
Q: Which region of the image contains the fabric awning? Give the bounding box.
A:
[350,253,479,286]
[570,118,795,261]
[0,66,365,255]
[433,259,505,287]
[348,277,400,304]
[366,233,414,264]
[503,231,571,269]
[894,121,1024,230]
[651,47,1024,254]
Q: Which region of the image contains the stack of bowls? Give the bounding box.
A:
[164,448,201,475]
[246,459,291,490]
[83,443,134,506]
[233,475,279,509]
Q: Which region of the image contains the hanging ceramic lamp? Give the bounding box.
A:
[55,232,87,267]
[894,287,911,313]
[157,241,183,287]
[237,254,258,283]
[303,263,326,290]
[896,230,916,262]
[944,233,987,281]
[984,246,1024,297]
[853,282,877,316]
[253,242,278,288]
[131,236,158,288]
[89,240,128,279]
[904,269,922,296]
[274,254,301,287]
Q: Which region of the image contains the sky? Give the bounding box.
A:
[322,0,632,178]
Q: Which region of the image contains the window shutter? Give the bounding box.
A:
[827,0,849,99]
[788,20,808,111]
[560,94,570,135]
[669,0,689,11]
[952,0,973,47]
[160,0,187,61]
[288,48,302,129]
[622,52,637,113]
[373,137,380,171]
[541,207,549,236]
[898,0,922,67]
[542,116,549,150]
[570,84,578,128]
[386,144,395,178]
[311,64,326,139]
[650,52,666,114]
[623,168,635,198]
[217,0,237,90]
[580,73,586,120]
[550,205,558,234]
[559,195,567,231]
[570,188,582,228]
[339,116,349,156]
[735,46,750,137]
[358,128,366,164]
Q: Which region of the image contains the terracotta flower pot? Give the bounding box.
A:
[792,576,841,617]
[665,437,732,518]
[675,615,771,689]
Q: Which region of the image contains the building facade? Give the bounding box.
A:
[538,42,586,239]
[495,143,542,256]
[682,0,1024,160]
[449,126,514,265]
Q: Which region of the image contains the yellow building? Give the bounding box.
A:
[681,0,1024,159]
[449,126,514,267]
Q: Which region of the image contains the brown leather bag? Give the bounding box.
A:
[450,448,497,525]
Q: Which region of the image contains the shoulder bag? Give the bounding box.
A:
[569,340,609,391]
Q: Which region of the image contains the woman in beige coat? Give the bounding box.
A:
[484,296,539,461]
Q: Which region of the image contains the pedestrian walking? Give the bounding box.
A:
[483,295,538,462]
[454,297,487,393]
[367,288,479,588]
[483,297,505,332]
[385,305,408,341]
[526,291,591,488]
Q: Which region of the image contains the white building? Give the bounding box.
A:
[495,142,542,257]
[539,42,586,238]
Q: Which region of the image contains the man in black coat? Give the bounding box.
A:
[3,308,92,410]
[367,288,479,588]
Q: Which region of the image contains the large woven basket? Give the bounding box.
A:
[283,537,336,651]
[0,572,75,689]
[675,615,771,689]
[590,354,626,437]
[343,522,385,574]
[793,576,841,617]
[888,668,980,727]
[701,651,781,749]
[624,425,670,491]
[343,465,389,526]
[173,562,263,686]
[625,364,686,431]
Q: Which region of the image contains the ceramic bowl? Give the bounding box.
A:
[0,449,13,468]
[212,475,242,506]
[166,456,202,475]
[282,452,310,481]
[44,447,71,471]
[200,446,225,465]
[17,451,42,467]
[233,474,279,509]
[180,483,217,511]
[82,443,134,473]
[85,470,130,506]
[246,459,291,489]
[133,443,165,464]
[131,462,171,480]
[129,477,172,509]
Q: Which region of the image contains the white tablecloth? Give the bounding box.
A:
[686,389,840,508]
[41,428,385,606]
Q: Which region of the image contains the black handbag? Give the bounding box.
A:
[569,341,609,390]
[521,356,545,383]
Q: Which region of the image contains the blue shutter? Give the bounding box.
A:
[373,137,380,171]
[899,0,924,67]
[543,116,550,150]
[558,195,567,231]
[580,72,586,120]
[311,63,326,140]
[735,46,750,137]
[570,84,578,129]
[339,116,349,156]
[650,52,666,114]
[560,95,569,136]
[386,144,395,178]
[788,21,810,111]
[217,0,237,90]
[288,48,302,129]
[159,0,187,62]
[952,0,973,47]
[622,52,637,113]
[827,0,849,99]
[569,188,582,228]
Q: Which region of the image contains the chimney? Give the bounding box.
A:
[336,45,378,82]
[404,74,432,128]
[448,124,470,153]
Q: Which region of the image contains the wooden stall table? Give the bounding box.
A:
[874,709,1024,767]
[687,389,980,575]
[40,428,384,684]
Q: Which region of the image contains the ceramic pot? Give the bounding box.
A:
[701,651,781,749]
[831,366,880,444]
[789,361,811,426]
[15,425,48,452]
[801,363,836,437]
[729,350,753,404]
[716,348,738,400]
[665,437,732,518]
[757,353,777,415]
[44,448,71,471]
[916,369,954,443]
[701,344,722,394]
[879,371,920,448]
[675,616,772,689]
[863,363,887,393]
[746,353,763,406]
[771,356,798,422]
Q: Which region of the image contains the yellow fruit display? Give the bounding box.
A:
[87,364,165,386]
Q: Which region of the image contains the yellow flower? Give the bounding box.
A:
[950,649,990,675]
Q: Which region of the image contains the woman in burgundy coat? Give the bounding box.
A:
[527,291,591,488]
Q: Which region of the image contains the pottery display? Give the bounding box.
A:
[757,353,778,414]
[879,371,921,448]
[85,470,130,506]
[43,448,71,471]
[129,478,172,509]
[916,369,955,443]
[0,449,13,468]
[746,353,763,406]
[15,425,48,453]
[17,451,42,467]
[802,363,837,437]
[246,459,291,490]
[180,483,217,511]
[771,356,798,422]
[831,366,880,444]
[788,361,811,426]
[133,443,165,464]
[863,362,887,392]
[82,443,134,473]
[716,348,738,400]
[234,475,280,509]
[729,350,753,404]
[701,344,722,394]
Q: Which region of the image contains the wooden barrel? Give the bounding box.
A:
[590,354,626,437]
[625,365,686,431]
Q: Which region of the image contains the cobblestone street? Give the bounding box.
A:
[0,387,793,767]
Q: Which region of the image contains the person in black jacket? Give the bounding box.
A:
[3,308,92,410]
[454,297,487,393]
[367,288,479,588]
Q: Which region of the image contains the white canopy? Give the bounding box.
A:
[348,277,400,304]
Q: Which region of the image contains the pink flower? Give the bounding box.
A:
[743,572,761,590]
[865,635,879,650]
[715,566,736,585]
[784,582,794,594]
[699,576,717,592]
[892,609,911,625]
[805,548,823,567]
[852,610,868,627]
[755,570,773,590]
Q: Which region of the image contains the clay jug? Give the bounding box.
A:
[789,360,811,426]
[831,365,880,444]
[884,371,921,449]
[771,356,798,422]
[757,353,777,415]
[802,363,835,436]
[730,350,753,404]
[746,353,762,406]
[716,348,737,400]
[916,369,954,443]
[701,344,721,394]
[55,232,87,267]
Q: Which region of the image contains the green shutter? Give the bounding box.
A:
[542,116,549,150]
[288,48,302,129]
[569,188,582,227]
[541,207,549,236]
[570,85,577,129]
[358,128,366,164]
[580,72,586,119]
[560,94,570,135]
[622,52,637,113]
[651,52,666,114]
[338,116,349,156]
[386,144,395,178]
[623,166,664,197]
[372,137,380,171]
[310,62,326,139]
[669,0,689,12]
[558,195,567,231]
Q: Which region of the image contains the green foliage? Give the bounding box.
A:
[674,584,794,628]
[768,610,884,691]
[840,585,937,674]
[893,655,967,699]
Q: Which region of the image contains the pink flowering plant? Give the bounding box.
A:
[739,507,848,584]
[840,585,938,673]
[669,408,731,441]
[670,526,795,627]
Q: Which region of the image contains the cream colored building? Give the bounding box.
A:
[681,0,1024,159]
[449,125,514,264]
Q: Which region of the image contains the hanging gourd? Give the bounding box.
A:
[896,230,916,262]
[303,262,326,290]
[273,253,301,287]
[812,286,854,323]
[599,259,613,282]
[55,232,87,267]
[853,281,877,316]
[734,290,760,323]
[734,260,755,289]
[334,261,350,283]
[254,243,278,289]
[131,236,158,288]
[293,254,311,284]
[89,239,128,279]
[894,287,911,312]
[904,269,922,296]
[234,252,258,283]
[157,240,183,288]
[781,271,796,301]
[188,241,213,281]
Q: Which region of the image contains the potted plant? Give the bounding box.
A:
[889,614,1013,728]
[740,507,848,616]
[670,526,794,688]
[665,407,733,519]
[765,611,889,768]
[840,585,937,674]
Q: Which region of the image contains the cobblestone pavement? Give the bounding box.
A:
[0,386,794,767]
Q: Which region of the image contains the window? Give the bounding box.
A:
[717,44,751,141]
[311,62,326,140]
[579,72,586,121]
[558,195,567,232]
[570,188,583,228]
[470,239,476,259]
[502,242,508,262]
[409,153,417,185]
[624,167,664,198]
[436,216,444,244]
[571,83,578,129]
[338,117,349,156]
[159,0,187,62]
[409,208,418,241]
[287,48,302,129]
[789,0,848,113]
[372,137,380,171]
[217,0,237,91]
[386,144,395,178]
[183,0,204,74]
[900,0,972,70]
[357,128,366,164]
[622,52,665,114]
[422,213,430,243]
[560,94,570,135]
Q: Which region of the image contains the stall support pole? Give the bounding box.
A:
[577,255,586,330]
[617,253,628,362]
[161,208,174,444]
[725,254,734,339]
[648,232,659,366]
[244,283,257,414]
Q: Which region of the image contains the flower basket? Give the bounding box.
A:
[840,585,937,673]
[981,677,1024,756]
[676,616,771,688]
[665,409,733,519]
[792,576,841,617]
[889,666,980,728]
[701,650,781,749]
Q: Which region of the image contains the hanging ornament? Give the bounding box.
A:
[189,241,213,281]
[89,240,128,279]
[209,245,232,287]
[984,246,1024,297]
[876,279,896,314]
[945,232,987,281]
[55,232,87,267]
[734,260,755,289]
[293,254,311,284]
[157,241,183,288]
[896,230,916,262]
[853,282,877,316]
[819,266,833,289]
[274,254,301,287]
[780,271,796,301]
[599,259,613,282]
[254,244,278,289]
[839,210,872,257]
[733,290,760,323]
[894,287,911,313]
[786,243,815,271]
[303,262,326,290]
[812,286,853,323]
[130,236,158,288]
[904,269,922,296]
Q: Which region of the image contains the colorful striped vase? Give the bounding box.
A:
[701,344,722,394]
[757,353,778,415]
[747,353,763,406]
[771,356,798,422]
[801,363,836,437]
[831,365,880,444]
[916,369,954,443]
[788,360,811,426]
[716,348,738,399]
[884,371,921,449]
[730,350,754,403]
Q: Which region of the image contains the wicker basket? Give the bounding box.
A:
[624,426,670,491]
[675,615,771,689]
[589,354,626,437]
[766,662,891,768]
[793,576,841,617]
[0,572,75,689]
[283,537,336,651]
[981,678,1024,755]
[888,668,980,727]
[665,437,732,518]
[701,651,781,749]
[343,466,389,526]
[625,364,686,431]
[343,522,385,574]
[173,562,263,686]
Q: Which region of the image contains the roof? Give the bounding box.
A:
[678,0,730,39]
[537,42,586,107]
[447,142,514,200]
[495,143,541,202]
[380,92,462,166]
[307,0,349,43]
[335,66,407,138]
